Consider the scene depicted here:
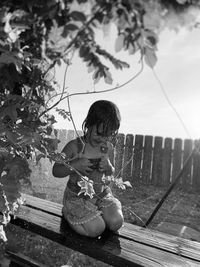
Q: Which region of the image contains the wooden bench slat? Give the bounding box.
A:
[6,250,48,267]
[21,193,62,217]
[11,204,199,267]
[21,193,200,263]
[120,223,200,262]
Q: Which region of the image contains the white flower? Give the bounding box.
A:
[0,225,7,242]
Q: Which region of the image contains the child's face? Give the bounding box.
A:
[88,124,116,145]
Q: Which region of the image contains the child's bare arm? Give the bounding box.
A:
[52,140,93,178]
[52,140,76,178]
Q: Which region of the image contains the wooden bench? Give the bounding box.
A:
[6,193,200,267]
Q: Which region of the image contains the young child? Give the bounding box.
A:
[52,100,124,237]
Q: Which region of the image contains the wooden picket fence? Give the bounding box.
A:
[56,129,200,191]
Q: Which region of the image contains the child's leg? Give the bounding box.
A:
[62,192,106,238]
[98,195,124,232]
[68,215,106,237]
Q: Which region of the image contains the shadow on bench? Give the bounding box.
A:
[6,193,200,267]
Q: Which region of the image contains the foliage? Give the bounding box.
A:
[0,0,200,242]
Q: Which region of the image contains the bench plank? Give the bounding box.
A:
[120,223,200,262]
[21,193,200,262]
[6,251,47,267]
[10,204,199,267]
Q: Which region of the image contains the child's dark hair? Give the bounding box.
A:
[82,100,121,137]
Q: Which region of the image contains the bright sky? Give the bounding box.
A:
[54,25,200,140]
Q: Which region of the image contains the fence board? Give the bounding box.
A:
[142,135,153,184]
[57,129,67,152]
[66,129,76,142]
[114,133,125,177]
[192,140,200,190]
[151,137,163,185]
[171,138,182,183]
[123,134,134,180]
[132,135,143,182]
[182,139,193,190]
[75,130,83,138]
[162,138,172,185]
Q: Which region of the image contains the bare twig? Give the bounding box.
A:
[39,49,75,118]
[67,94,85,150]
[67,59,144,99]
[45,90,69,107]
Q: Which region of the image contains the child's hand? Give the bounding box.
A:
[99,157,114,175]
[72,158,93,176]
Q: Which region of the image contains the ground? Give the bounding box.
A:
[1,159,200,266]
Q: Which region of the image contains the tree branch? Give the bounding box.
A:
[38,58,144,118]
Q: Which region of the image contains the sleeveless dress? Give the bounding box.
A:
[62,137,122,225]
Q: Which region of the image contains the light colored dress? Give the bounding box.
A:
[62,137,122,225]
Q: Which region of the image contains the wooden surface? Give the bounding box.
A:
[132,135,143,182]
[6,251,48,267]
[182,139,193,189]
[193,140,200,190]
[155,222,200,242]
[171,138,182,183]
[151,136,163,185]
[142,135,153,184]
[162,138,172,185]
[123,134,134,180]
[8,193,200,267]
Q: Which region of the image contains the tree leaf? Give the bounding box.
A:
[64,23,79,31]
[144,30,158,49]
[79,46,90,58]
[87,64,95,73]
[115,34,124,52]
[104,69,113,84]
[92,70,102,84]
[144,47,157,68]
[70,11,86,22]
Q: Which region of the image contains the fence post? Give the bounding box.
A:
[171,138,182,184]
[114,133,125,178]
[142,135,153,184]
[57,129,68,152]
[151,136,163,185]
[123,134,134,181]
[182,139,193,190]
[132,135,143,182]
[192,140,200,191]
[66,129,76,142]
[162,138,172,185]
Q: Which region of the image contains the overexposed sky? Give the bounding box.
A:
[54,25,200,140]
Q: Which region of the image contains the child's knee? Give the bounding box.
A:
[84,216,106,237]
[106,212,124,232]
